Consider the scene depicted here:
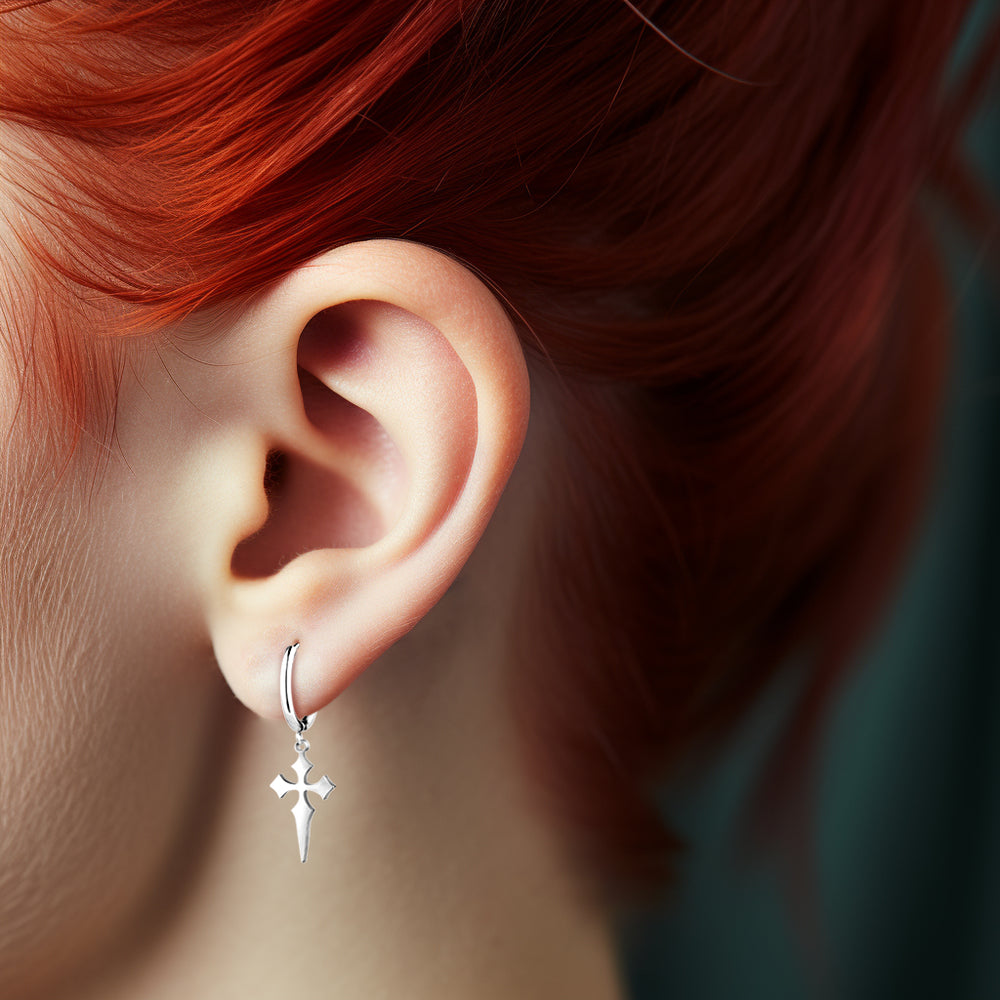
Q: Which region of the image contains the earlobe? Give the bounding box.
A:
[203,240,530,722]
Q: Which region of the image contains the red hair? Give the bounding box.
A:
[2,0,999,906]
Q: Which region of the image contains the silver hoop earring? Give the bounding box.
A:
[269,642,336,863]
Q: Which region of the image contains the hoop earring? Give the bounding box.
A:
[269,642,336,863]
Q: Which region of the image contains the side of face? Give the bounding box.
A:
[0,327,228,992]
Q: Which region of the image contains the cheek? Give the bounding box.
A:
[0,394,224,995]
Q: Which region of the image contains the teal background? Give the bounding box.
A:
[619,10,1000,998]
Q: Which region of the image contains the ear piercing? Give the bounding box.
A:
[269,643,336,862]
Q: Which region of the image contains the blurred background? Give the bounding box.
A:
[619,5,1000,998]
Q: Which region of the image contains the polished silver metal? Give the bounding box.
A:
[270,744,336,863]
[271,642,335,862]
[279,642,317,734]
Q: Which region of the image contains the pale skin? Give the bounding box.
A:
[0,239,628,999]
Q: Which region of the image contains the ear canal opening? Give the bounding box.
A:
[262,448,287,501]
[230,367,399,581]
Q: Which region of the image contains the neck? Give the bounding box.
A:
[67,620,626,1000]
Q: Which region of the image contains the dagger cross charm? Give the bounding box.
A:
[270,739,335,863]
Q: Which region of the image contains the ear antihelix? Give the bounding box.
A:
[291,297,477,557]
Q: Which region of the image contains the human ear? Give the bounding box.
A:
[191,239,530,720]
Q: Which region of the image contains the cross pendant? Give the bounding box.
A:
[270,745,336,863]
